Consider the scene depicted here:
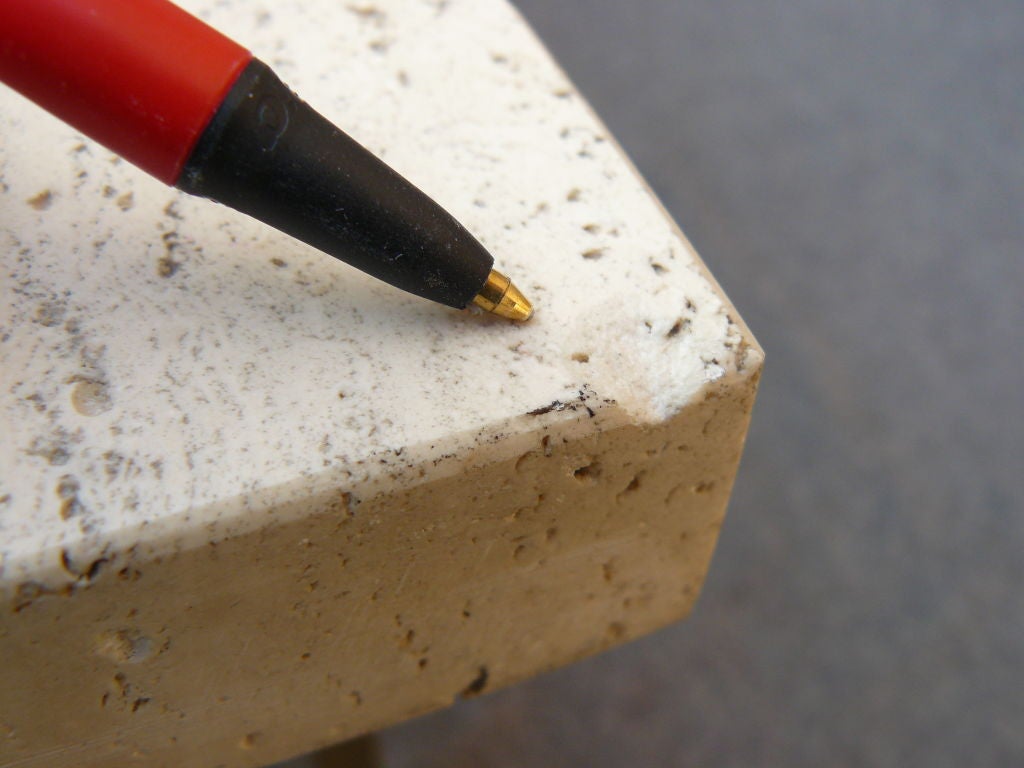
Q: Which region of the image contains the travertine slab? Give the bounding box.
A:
[0,1,762,765]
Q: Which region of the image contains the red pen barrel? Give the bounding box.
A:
[1,0,501,310]
[0,0,251,184]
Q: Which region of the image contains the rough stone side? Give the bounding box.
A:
[0,369,758,768]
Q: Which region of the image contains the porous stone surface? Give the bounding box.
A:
[0,0,762,766]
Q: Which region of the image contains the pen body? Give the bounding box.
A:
[0,0,493,308]
[179,59,493,308]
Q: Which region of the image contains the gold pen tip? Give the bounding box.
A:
[471,269,534,321]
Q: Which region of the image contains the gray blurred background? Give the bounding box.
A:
[289,1,1024,765]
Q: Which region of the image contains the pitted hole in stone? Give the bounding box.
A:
[460,666,489,698]
[571,351,590,363]
[71,379,112,416]
[616,473,643,502]
[27,189,53,210]
[340,491,358,519]
[95,630,153,664]
[666,318,691,338]
[666,483,688,506]
[56,475,82,520]
[239,732,260,750]
[572,461,602,483]
[606,622,626,641]
[131,697,151,712]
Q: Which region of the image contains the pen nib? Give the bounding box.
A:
[471,269,534,321]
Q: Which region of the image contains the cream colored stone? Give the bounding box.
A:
[0,0,762,766]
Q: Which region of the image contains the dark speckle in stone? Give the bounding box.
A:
[461,666,489,698]
[55,475,82,519]
[157,256,180,278]
[528,400,567,416]
[347,5,386,23]
[667,319,690,338]
[13,581,53,613]
[28,434,71,466]
[34,299,66,327]
[27,190,53,210]
[158,230,181,277]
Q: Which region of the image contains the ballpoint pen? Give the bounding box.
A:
[0,0,534,321]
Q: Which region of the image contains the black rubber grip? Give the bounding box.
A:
[178,59,493,308]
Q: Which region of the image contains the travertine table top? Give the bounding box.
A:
[0,0,757,593]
